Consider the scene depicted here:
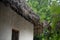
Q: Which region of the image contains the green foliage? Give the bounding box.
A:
[27,0,51,22]
[26,0,60,40]
[50,1,60,14]
[34,27,60,40]
[50,0,60,28]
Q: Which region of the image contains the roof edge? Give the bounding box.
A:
[0,0,40,25]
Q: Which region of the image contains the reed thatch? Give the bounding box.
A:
[0,0,43,34]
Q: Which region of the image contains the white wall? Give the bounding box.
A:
[0,2,33,40]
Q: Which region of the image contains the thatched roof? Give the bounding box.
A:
[0,0,43,34]
[0,0,40,25]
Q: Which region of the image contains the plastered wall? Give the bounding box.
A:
[0,2,33,40]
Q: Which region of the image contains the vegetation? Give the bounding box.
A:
[26,0,60,40]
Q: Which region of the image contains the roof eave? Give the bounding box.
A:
[0,0,40,25]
